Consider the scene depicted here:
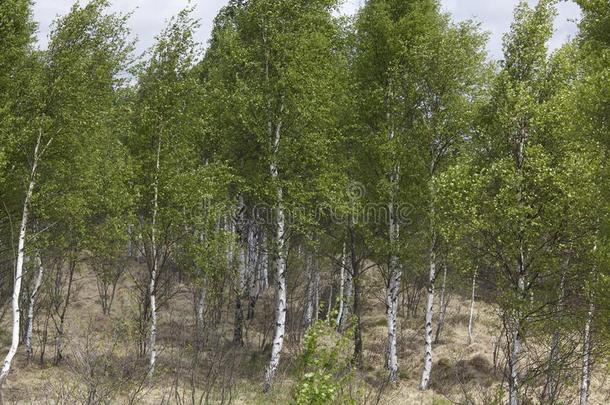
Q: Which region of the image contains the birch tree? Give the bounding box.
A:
[0,127,44,400]
[475,4,555,401]
[132,7,209,377]
[23,253,43,360]
[32,0,133,365]
[353,0,485,384]
[412,14,486,391]
[436,1,610,402]
[353,0,424,382]
[204,0,346,391]
[0,0,40,397]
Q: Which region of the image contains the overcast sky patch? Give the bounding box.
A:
[32,0,581,60]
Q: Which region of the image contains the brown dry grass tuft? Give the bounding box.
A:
[1,263,609,404]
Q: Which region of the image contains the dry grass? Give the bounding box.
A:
[1,263,609,404]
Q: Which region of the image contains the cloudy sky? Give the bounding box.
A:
[32,0,581,59]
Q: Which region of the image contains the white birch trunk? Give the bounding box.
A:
[419,247,437,390]
[420,156,440,391]
[579,297,594,405]
[195,286,206,348]
[148,131,162,379]
[508,272,525,405]
[434,265,447,344]
[263,119,287,392]
[25,253,44,361]
[335,243,346,329]
[0,208,28,379]
[148,275,157,376]
[0,130,42,392]
[234,230,246,346]
[263,180,286,391]
[127,224,134,257]
[543,326,561,403]
[54,332,63,365]
[233,202,247,346]
[386,195,401,383]
[313,265,319,323]
[326,283,333,320]
[53,257,75,365]
[386,258,401,383]
[196,288,205,328]
[343,258,353,327]
[194,231,207,348]
[509,124,529,405]
[509,316,522,405]
[467,268,477,345]
[303,250,314,329]
[1,134,41,375]
[386,100,402,383]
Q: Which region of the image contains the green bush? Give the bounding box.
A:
[293,320,355,405]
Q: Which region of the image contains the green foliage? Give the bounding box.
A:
[1,0,610,402]
[0,0,34,115]
[436,3,610,387]
[351,0,488,275]
[202,0,348,236]
[32,0,135,255]
[293,320,355,405]
[0,0,35,194]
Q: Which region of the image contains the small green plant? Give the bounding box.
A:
[293,320,355,405]
[432,397,452,405]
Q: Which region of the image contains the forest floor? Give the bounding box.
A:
[1,261,610,404]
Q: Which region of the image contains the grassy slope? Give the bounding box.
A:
[1,262,608,404]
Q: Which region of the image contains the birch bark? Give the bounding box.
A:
[195,285,206,349]
[335,243,346,330]
[579,257,596,405]
[233,201,247,346]
[148,130,162,378]
[434,265,448,344]
[0,130,43,394]
[467,268,477,345]
[579,297,594,405]
[386,259,401,383]
[303,251,314,328]
[25,253,44,361]
[349,218,363,368]
[420,153,441,390]
[419,243,437,390]
[508,267,525,405]
[263,118,287,392]
[386,103,401,383]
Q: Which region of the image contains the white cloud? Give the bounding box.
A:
[33,0,227,54]
[441,0,580,58]
[32,0,580,59]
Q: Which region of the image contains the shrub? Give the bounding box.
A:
[293,320,355,405]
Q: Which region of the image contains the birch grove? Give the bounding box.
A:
[0,0,609,403]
